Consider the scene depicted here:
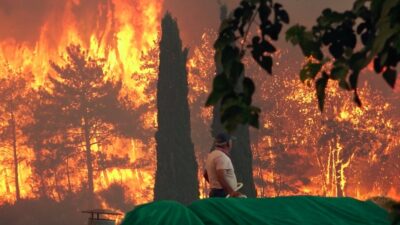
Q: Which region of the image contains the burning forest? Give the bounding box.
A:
[0,0,399,225]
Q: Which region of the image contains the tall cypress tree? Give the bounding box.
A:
[211,4,257,197]
[154,13,199,204]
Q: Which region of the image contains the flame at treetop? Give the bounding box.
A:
[0,0,161,96]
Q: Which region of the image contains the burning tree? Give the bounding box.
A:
[304,83,399,197]
[213,4,257,197]
[187,31,216,197]
[246,48,400,198]
[0,71,32,202]
[25,45,137,204]
[208,0,400,132]
[154,13,199,204]
[250,70,319,196]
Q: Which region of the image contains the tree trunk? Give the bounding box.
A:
[335,163,344,197]
[37,149,49,198]
[10,111,20,202]
[255,146,265,197]
[209,3,256,198]
[66,156,72,193]
[230,125,257,197]
[83,117,94,204]
[274,175,282,196]
[54,171,62,201]
[334,141,344,197]
[4,169,11,194]
[315,150,327,196]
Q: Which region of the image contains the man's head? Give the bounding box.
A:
[214,133,234,151]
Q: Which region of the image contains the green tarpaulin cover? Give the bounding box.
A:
[121,196,392,225]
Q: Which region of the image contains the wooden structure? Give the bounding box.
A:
[82,209,122,225]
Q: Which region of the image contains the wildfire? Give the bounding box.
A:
[0,0,163,205]
[0,1,399,212]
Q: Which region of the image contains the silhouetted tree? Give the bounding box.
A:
[228,126,257,197]
[24,93,75,198]
[210,3,257,198]
[154,13,199,204]
[0,73,32,202]
[25,45,137,205]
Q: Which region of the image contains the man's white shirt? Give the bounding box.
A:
[205,149,238,190]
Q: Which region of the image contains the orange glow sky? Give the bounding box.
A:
[0,0,397,104]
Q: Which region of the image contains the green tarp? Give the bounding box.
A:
[121,200,204,225]
[121,196,392,225]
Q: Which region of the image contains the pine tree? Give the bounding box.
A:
[154,13,199,204]
[0,73,31,202]
[25,45,136,205]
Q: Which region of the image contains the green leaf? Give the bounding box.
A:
[249,113,259,128]
[300,39,323,60]
[317,10,346,27]
[229,61,245,83]
[339,80,351,90]
[383,68,397,88]
[353,91,362,107]
[218,20,232,33]
[220,93,239,110]
[221,46,239,69]
[243,77,256,96]
[243,77,255,104]
[213,74,231,92]
[300,62,322,82]
[214,29,236,50]
[248,0,262,4]
[250,36,275,74]
[234,7,244,19]
[285,25,306,45]
[372,26,400,56]
[258,2,271,24]
[349,52,368,72]
[205,74,231,106]
[316,75,328,111]
[239,5,255,37]
[380,52,389,68]
[262,56,273,74]
[289,26,322,59]
[349,71,359,89]
[249,106,261,128]
[221,105,244,131]
[276,7,290,24]
[353,0,368,13]
[261,39,277,53]
[205,91,222,107]
[251,47,273,74]
[371,0,400,55]
[331,64,349,80]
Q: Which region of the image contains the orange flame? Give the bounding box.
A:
[0,0,163,205]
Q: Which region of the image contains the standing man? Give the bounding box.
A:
[204,133,243,198]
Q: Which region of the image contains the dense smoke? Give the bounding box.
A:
[0,0,63,44]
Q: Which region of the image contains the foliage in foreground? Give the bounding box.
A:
[207,0,400,131]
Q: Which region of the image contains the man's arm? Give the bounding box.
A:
[216,169,241,197]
